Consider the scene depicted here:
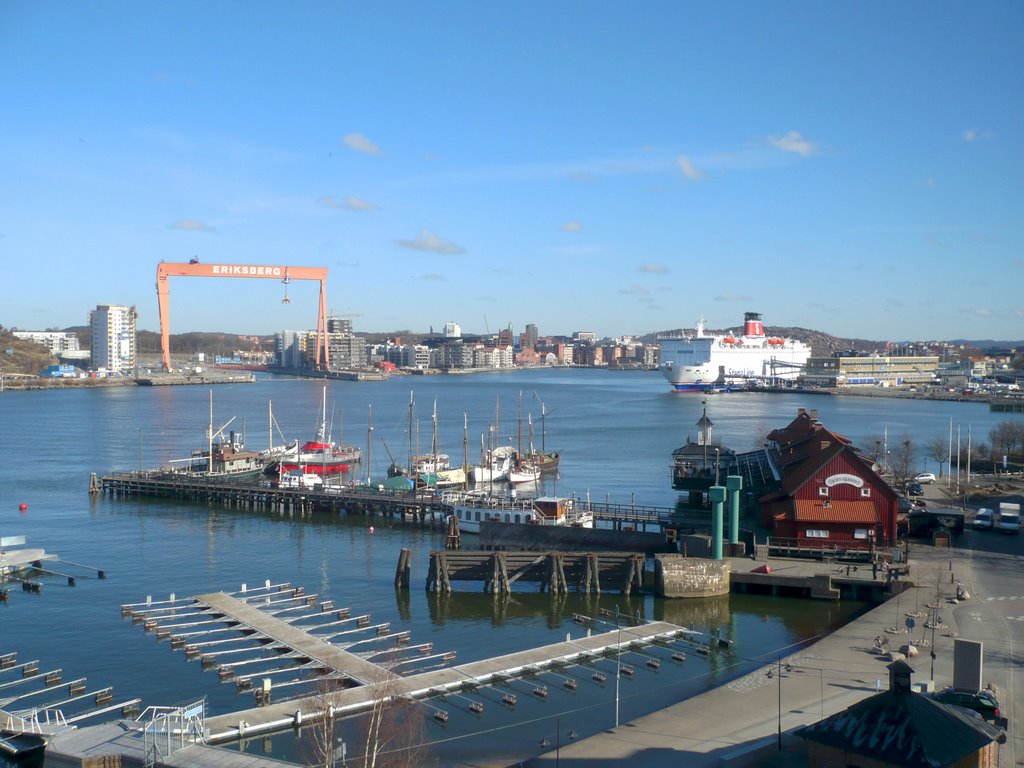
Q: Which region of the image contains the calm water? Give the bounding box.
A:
[1,370,1018,766]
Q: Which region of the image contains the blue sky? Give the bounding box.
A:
[1,2,1021,341]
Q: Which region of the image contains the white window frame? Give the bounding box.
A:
[818,486,829,497]
[860,487,871,498]
[805,529,829,538]
[853,528,870,539]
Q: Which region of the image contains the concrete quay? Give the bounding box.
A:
[530,542,1020,768]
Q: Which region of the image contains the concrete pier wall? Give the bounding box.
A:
[654,555,730,598]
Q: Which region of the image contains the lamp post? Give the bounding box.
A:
[714,448,720,485]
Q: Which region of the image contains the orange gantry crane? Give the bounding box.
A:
[156,260,329,372]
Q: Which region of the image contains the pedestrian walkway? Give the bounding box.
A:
[530,545,1014,768]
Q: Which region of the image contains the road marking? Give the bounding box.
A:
[984,596,1024,602]
[1007,615,1024,622]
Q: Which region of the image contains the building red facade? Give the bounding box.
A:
[760,409,899,548]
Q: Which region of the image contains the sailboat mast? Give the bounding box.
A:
[517,391,522,457]
[463,413,469,489]
[208,389,214,473]
[268,401,273,452]
[408,390,414,470]
[366,404,373,486]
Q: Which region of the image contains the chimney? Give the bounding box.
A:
[810,409,817,421]
[888,660,914,694]
[797,408,806,417]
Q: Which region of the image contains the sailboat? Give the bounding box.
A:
[265,386,362,477]
[167,390,264,480]
[521,398,560,475]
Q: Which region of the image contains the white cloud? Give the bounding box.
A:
[975,308,992,317]
[170,218,215,232]
[397,228,466,255]
[714,292,752,302]
[1013,308,1024,317]
[769,130,817,157]
[342,133,381,155]
[320,194,378,211]
[962,128,992,143]
[561,221,582,233]
[640,262,668,274]
[675,155,704,180]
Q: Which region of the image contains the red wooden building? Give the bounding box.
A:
[759,409,899,549]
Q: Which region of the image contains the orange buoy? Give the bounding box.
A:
[19,503,28,513]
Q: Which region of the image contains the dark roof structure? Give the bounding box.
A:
[797,661,1005,767]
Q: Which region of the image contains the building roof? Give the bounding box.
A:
[797,681,1004,767]
[790,499,878,524]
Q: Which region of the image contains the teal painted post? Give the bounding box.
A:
[710,486,726,560]
[726,475,743,545]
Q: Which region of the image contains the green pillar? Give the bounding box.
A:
[726,475,743,545]
[710,485,726,560]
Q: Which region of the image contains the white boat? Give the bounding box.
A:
[470,445,515,483]
[440,492,593,533]
[507,461,540,484]
[657,311,810,392]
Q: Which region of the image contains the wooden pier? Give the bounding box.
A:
[99,472,437,524]
[99,471,718,536]
[424,550,646,594]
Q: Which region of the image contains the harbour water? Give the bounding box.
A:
[1,370,1017,766]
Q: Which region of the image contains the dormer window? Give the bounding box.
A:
[819,486,829,497]
[861,487,871,498]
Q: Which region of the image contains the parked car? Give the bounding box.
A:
[973,509,994,530]
[931,688,1001,722]
[907,482,925,497]
[914,472,937,484]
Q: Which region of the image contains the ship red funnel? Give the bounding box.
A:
[743,312,764,337]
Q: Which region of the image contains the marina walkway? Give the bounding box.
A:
[204,619,693,743]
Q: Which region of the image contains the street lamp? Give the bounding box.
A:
[714,448,720,485]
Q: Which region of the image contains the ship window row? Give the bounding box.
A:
[455,509,528,524]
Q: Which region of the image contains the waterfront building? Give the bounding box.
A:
[443,321,461,338]
[440,341,474,369]
[473,345,514,369]
[497,325,514,348]
[275,330,307,368]
[88,304,137,373]
[12,330,81,354]
[801,354,939,388]
[322,331,367,371]
[759,408,899,548]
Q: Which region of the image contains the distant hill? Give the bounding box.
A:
[0,326,57,375]
[948,339,1023,351]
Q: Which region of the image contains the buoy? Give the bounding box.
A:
[369,526,375,534]
[19,503,28,512]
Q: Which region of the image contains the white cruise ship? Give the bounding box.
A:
[658,312,810,392]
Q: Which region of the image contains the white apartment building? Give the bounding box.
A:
[89,304,137,373]
[12,331,81,354]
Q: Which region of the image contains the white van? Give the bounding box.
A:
[973,509,994,530]
[996,503,1021,535]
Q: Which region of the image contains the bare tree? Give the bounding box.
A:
[923,435,948,477]
[300,668,429,768]
[890,436,916,489]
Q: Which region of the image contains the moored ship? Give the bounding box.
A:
[658,311,810,392]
